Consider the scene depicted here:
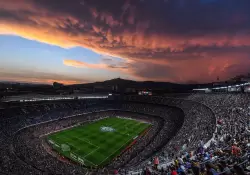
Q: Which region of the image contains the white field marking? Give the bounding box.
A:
[83,147,100,158]
[54,136,97,166]
[68,135,99,149]
[97,120,150,166]
[15,109,149,138]
[50,140,61,149]
[97,136,133,166]
[83,118,135,163]
[57,134,99,151]
[65,134,101,159]
[116,116,152,125]
[58,134,101,165]
[97,121,138,166]
[54,136,81,152]
[70,150,97,167]
[51,117,147,167]
[20,109,117,137]
[80,156,97,167]
[119,122,141,135]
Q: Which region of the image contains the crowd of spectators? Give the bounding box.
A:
[0,99,119,174]
[128,93,250,175]
[112,103,183,170]
[0,93,249,175]
[13,110,166,174]
[124,96,216,171]
[0,98,183,174]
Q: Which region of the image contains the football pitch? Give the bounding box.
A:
[47,117,151,167]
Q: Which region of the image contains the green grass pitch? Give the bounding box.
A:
[47,117,151,167]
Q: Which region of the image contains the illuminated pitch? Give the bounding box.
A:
[47,117,150,167]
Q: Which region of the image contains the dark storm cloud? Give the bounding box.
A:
[1,0,250,83]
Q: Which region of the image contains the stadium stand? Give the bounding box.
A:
[0,93,249,175]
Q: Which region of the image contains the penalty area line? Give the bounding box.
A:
[70,135,99,149]
[80,156,97,167]
[53,136,98,167]
[97,132,135,166]
[83,147,100,159]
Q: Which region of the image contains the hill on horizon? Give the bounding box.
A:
[67,78,200,93]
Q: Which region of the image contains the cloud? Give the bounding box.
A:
[1,0,250,83]
[0,69,87,85]
[63,59,130,70]
[63,59,106,69]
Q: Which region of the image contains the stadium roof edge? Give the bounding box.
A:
[193,82,250,91]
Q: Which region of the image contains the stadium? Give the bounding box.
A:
[2,0,250,174]
[0,88,250,175]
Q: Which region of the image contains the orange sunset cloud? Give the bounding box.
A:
[1,0,250,83]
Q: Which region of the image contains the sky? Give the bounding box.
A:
[0,0,250,85]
